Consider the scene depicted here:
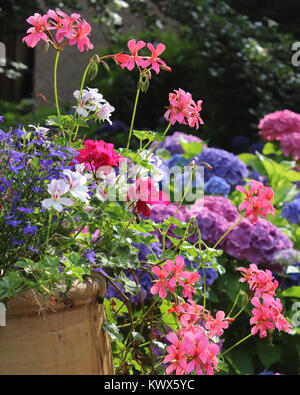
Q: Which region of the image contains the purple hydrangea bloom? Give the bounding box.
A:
[281,198,300,224]
[193,147,248,187]
[204,176,231,196]
[166,154,190,168]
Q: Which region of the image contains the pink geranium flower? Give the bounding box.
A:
[150,263,172,299]
[164,88,204,129]
[205,310,229,338]
[23,10,93,52]
[22,13,51,48]
[164,332,188,375]
[126,177,170,217]
[250,296,275,338]
[236,180,275,224]
[69,19,93,52]
[142,43,171,74]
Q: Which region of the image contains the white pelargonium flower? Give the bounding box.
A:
[73,88,114,119]
[95,102,115,124]
[42,179,73,212]
[63,169,90,203]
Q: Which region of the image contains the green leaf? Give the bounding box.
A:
[228,350,254,375]
[159,299,178,331]
[238,153,257,166]
[282,286,300,298]
[179,140,204,159]
[256,342,282,370]
[133,130,166,143]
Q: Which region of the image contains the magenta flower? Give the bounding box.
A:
[74,139,124,173]
[184,327,220,375]
[23,10,93,52]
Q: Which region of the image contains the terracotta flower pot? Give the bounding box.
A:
[0,275,113,375]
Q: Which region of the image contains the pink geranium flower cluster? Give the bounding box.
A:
[164,302,232,375]
[164,88,204,130]
[22,10,93,52]
[126,177,170,217]
[150,256,200,299]
[237,264,292,338]
[236,180,275,224]
[164,328,220,375]
[258,109,300,161]
[114,39,171,74]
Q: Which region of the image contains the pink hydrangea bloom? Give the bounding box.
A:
[259,109,300,141]
[148,196,293,270]
[279,132,300,161]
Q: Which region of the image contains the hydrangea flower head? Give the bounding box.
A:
[194,147,248,187]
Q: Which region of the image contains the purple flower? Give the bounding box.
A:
[23,224,38,235]
[204,176,231,196]
[83,249,97,264]
[282,198,300,224]
[194,147,248,187]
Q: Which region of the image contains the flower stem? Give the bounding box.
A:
[213,214,245,250]
[73,61,92,141]
[162,167,194,250]
[126,86,141,151]
[54,51,61,116]
[221,333,253,357]
[44,210,53,257]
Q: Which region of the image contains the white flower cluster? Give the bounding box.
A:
[73,87,115,124]
[42,168,90,212]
